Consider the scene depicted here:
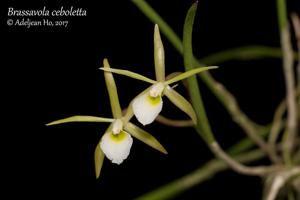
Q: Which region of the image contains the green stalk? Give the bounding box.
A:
[199,46,298,65]
[276,0,288,29]
[182,2,215,143]
[277,0,297,166]
[135,149,265,200]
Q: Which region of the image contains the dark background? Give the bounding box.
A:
[3,0,300,199]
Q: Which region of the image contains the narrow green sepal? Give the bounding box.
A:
[154,24,165,82]
[100,67,156,84]
[164,86,197,124]
[46,115,114,126]
[125,122,167,154]
[164,66,218,85]
[94,141,105,179]
[103,59,123,119]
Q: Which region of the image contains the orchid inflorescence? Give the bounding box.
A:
[47,24,217,178]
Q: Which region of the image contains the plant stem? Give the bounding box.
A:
[134,149,265,200]
[182,2,278,176]
[155,115,194,127]
[291,13,300,98]
[277,0,298,165]
[199,45,298,65]
[196,70,279,162]
[266,167,300,200]
[268,98,286,163]
[210,142,279,176]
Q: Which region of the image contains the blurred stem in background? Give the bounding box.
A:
[131,0,300,199]
[276,0,298,167]
[182,2,278,175]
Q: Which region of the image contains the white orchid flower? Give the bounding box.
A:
[47,59,167,179]
[100,25,218,125]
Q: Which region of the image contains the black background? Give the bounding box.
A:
[3,0,300,199]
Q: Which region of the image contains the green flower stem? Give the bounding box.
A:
[155,115,194,127]
[228,125,271,155]
[134,149,265,200]
[293,148,300,164]
[291,14,300,88]
[268,95,288,163]
[134,124,275,200]
[196,69,280,162]
[277,0,298,166]
[276,0,288,29]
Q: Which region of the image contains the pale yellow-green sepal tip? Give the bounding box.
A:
[125,122,167,154]
[154,24,165,82]
[46,115,114,126]
[95,142,105,179]
[164,86,197,125]
[99,67,156,84]
[164,66,218,85]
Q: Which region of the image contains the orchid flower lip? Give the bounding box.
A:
[132,89,163,126]
[100,130,133,165]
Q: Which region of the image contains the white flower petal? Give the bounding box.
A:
[100,130,133,165]
[132,92,163,125]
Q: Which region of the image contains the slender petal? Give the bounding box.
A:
[46,115,114,126]
[94,142,105,179]
[125,122,167,154]
[154,24,165,82]
[164,66,218,85]
[100,130,133,165]
[164,86,197,124]
[103,59,123,118]
[132,90,163,125]
[100,67,156,84]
